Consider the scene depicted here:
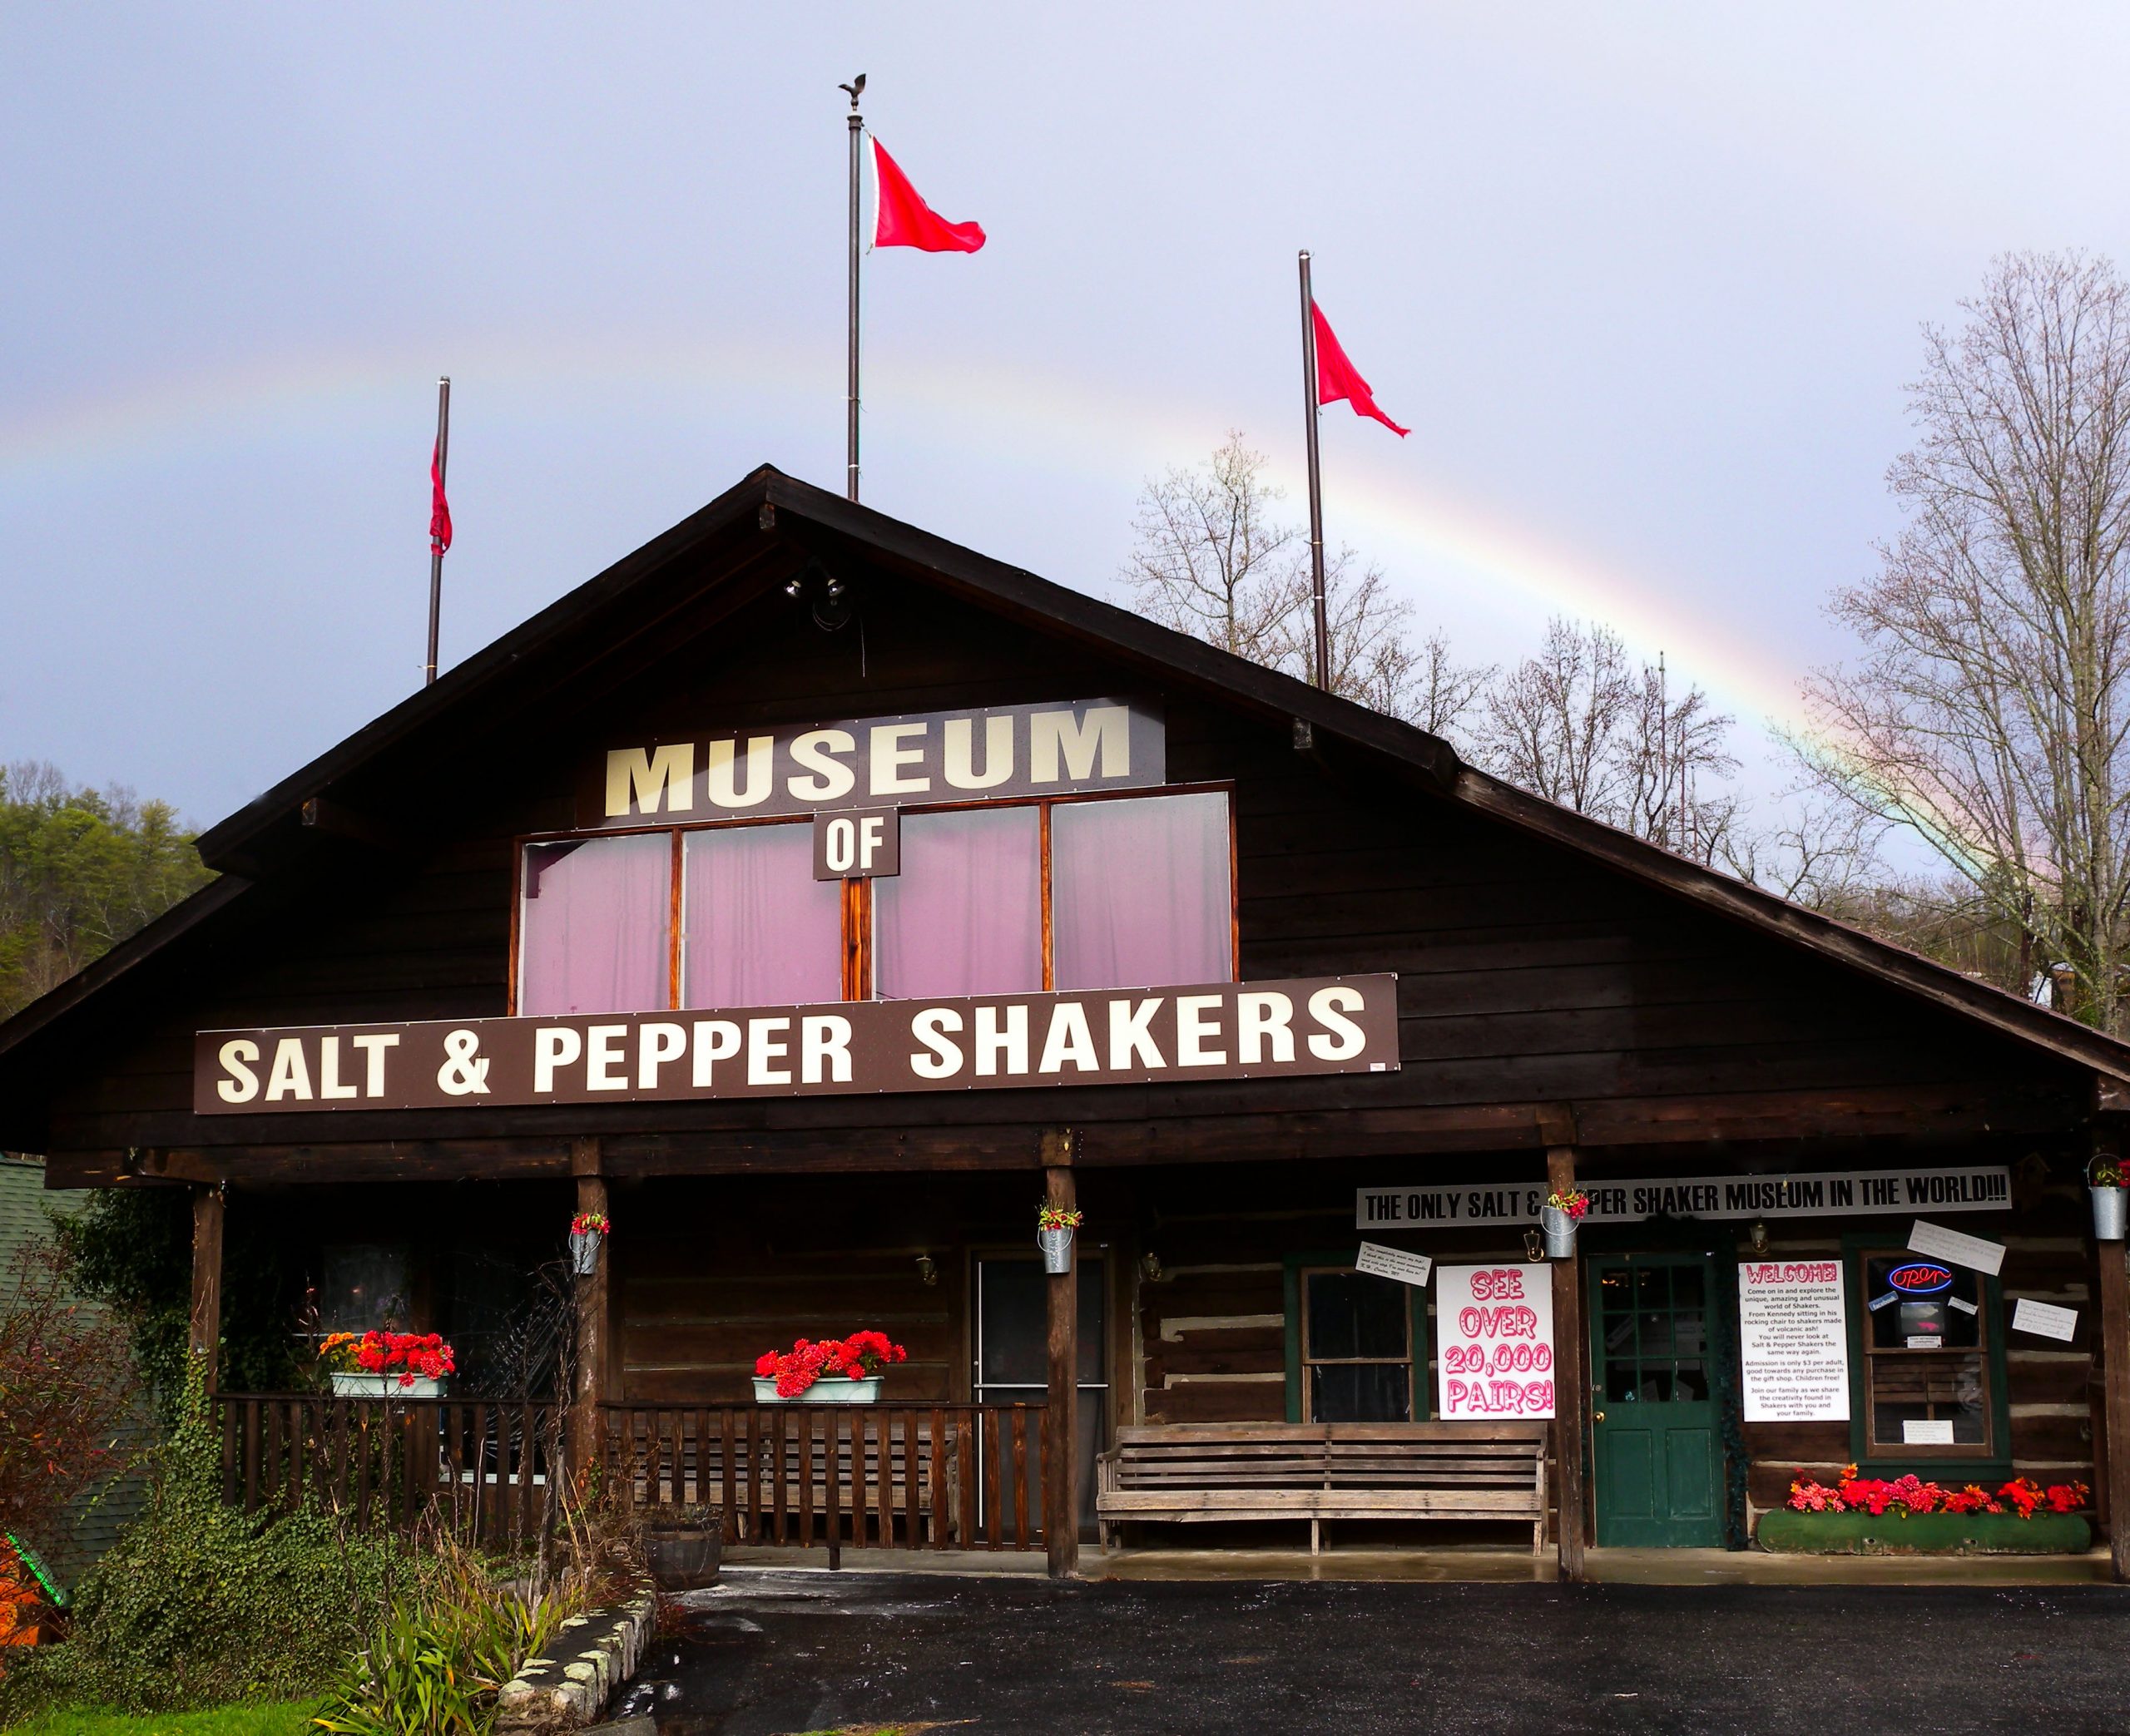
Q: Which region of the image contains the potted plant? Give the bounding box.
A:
[752,1331,908,1403]
[1038,1204,1082,1274]
[1539,1187,1588,1259]
[569,1209,611,1275]
[320,1330,455,1398]
[2091,1158,2127,1240]
[1761,1467,2091,1555]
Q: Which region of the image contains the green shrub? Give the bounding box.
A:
[0,1365,410,1719]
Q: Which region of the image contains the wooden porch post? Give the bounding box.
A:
[1043,1131,1078,1578]
[570,1137,611,1493]
[2095,1124,2130,1583]
[1546,1140,1588,1582]
[189,1182,225,1393]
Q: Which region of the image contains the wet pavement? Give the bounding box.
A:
[613,1567,2130,1734]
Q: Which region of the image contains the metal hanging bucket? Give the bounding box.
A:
[1538,1204,1578,1259]
[2093,1187,2128,1241]
[569,1229,602,1275]
[1038,1226,1075,1274]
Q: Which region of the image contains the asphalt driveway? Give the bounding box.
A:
[612,1569,2130,1735]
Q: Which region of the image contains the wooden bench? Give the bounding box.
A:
[1097,1422,1550,1554]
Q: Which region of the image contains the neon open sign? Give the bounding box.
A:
[1886,1262,1954,1295]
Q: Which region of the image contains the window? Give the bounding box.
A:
[514,788,1235,1013]
[317,1244,412,1333]
[1855,1249,1999,1459]
[1052,791,1231,990]
[1596,1260,1710,1403]
[682,823,842,1007]
[1292,1264,1419,1422]
[874,808,1043,998]
[518,833,671,1016]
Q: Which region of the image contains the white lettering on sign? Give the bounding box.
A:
[593,699,1164,826]
[2012,1298,2078,1343]
[1355,1243,1433,1288]
[1737,1260,1850,1422]
[1357,1165,2014,1229]
[1906,1219,2005,1277]
[1436,1264,1555,1419]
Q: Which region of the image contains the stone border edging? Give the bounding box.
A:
[497,1579,658,1730]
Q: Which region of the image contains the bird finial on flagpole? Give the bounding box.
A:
[840,73,865,111]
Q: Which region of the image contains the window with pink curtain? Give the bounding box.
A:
[1052,792,1232,990]
[874,807,1043,998]
[518,833,673,1015]
[682,823,845,1008]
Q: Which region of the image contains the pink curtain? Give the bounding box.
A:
[518,833,672,1015]
[1052,792,1231,990]
[874,808,1043,998]
[684,823,844,1008]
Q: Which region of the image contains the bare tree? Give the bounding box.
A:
[1720,788,1889,909]
[1122,434,1486,734]
[1797,251,2130,1031]
[1616,656,1740,858]
[1473,618,1637,814]
[1122,433,1308,664]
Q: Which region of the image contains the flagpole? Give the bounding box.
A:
[424,375,450,687]
[1298,251,1328,690]
[846,77,864,502]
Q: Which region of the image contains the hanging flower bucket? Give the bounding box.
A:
[2089,1161,2127,1241]
[1038,1204,1082,1274]
[569,1210,611,1275]
[1540,1188,1588,1259]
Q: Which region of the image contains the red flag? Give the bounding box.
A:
[1312,303,1408,437]
[429,439,452,556]
[871,138,986,254]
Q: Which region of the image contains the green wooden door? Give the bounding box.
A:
[1588,1254,1724,1547]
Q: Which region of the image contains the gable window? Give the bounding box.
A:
[514,787,1235,1015]
[682,822,842,1008]
[874,807,1043,998]
[1051,790,1231,991]
[518,832,671,1016]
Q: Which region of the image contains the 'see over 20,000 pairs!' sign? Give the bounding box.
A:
[195,976,1400,1113]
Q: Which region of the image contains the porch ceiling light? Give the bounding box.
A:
[1748,1220,1770,1255]
[914,1253,938,1286]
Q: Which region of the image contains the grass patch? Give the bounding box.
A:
[5,1703,318,1736]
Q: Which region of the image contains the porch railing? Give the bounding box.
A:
[212,1393,564,1552]
[598,1402,1050,1552]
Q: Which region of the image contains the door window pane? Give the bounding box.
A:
[518,833,672,1015]
[682,823,843,1008]
[1052,793,1232,990]
[874,808,1043,998]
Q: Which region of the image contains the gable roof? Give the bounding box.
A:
[5,462,2128,1122]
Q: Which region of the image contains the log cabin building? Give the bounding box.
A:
[5,464,2130,1577]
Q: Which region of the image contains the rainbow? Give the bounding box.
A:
[0,333,1831,749]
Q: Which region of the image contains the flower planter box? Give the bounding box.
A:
[751,1376,882,1404]
[1757,1508,2091,1555]
[329,1372,447,1400]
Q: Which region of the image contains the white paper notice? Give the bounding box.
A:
[1903,1418,1956,1446]
[1738,1260,1850,1422]
[1907,1219,2005,1277]
[1355,1243,1433,1288]
[1436,1264,1555,1420]
[2013,1298,2079,1343]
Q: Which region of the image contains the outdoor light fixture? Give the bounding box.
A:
[781,575,804,598]
[1748,1220,1770,1255]
[914,1253,938,1286]
[1140,1252,1164,1283]
[1523,1228,1544,1262]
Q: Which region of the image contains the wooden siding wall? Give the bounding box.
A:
[37,553,2093,1161]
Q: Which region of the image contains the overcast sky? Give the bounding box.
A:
[7,4,2130,828]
